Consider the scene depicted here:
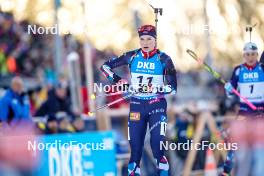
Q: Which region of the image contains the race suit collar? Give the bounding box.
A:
[243,62,258,70]
[141,48,157,59]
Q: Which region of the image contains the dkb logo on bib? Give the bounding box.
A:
[137,61,155,69]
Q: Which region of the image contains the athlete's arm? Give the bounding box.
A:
[230,66,239,89]
[163,56,177,94]
[100,50,136,83]
[225,66,240,97]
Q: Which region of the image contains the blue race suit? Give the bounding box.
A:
[0,89,31,128]
[229,62,264,116]
[101,49,177,176]
[223,62,264,175]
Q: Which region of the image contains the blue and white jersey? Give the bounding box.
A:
[130,51,165,98]
[100,49,177,100]
[230,62,264,113]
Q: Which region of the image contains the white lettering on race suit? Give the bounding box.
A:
[243,72,259,79]
[137,62,155,69]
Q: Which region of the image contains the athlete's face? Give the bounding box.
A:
[243,52,258,66]
[139,35,156,52]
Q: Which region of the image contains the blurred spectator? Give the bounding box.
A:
[0,76,31,128]
[34,82,74,119]
[0,12,57,79]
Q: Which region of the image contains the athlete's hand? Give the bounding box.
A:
[224,82,233,93]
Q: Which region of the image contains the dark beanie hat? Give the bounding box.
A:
[138,25,156,38]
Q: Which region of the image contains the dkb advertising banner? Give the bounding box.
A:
[30,131,116,176]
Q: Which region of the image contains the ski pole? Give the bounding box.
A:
[88,86,175,116]
[88,92,134,116]
[186,49,257,111]
[90,91,128,100]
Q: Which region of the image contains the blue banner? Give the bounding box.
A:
[31,131,116,176]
